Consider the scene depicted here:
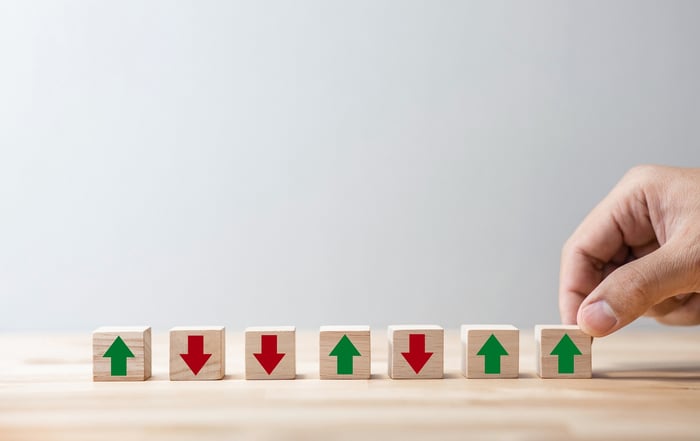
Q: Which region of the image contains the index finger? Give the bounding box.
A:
[559,175,655,324]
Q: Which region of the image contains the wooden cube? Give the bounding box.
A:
[461,325,519,379]
[245,326,296,380]
[169,326,226,381]
[387,325,443,379]
[93,326,152,381]
[319,326,371,380]
[535,325,592,379]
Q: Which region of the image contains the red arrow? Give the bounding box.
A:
[254,334,286,374]
[401,333,433,374]
[180,335,212,375]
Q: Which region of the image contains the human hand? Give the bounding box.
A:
[559,165,700,337]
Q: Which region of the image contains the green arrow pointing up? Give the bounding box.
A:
[103,336,135,376]
[550,333,582,374]
[476,334,509,374]
[329,334,361,375]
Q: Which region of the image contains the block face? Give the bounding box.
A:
[169,326,226,381]
[245,327,296,380]
[461,325,519,379]
[319,326,371,380]
[388,325,444,379]
[93,326,152,382]
[536,325,592,379]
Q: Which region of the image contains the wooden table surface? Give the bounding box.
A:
[1,328,699,441]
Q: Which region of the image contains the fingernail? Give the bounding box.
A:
[580,301,618,335]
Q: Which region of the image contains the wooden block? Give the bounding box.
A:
[319,326,371,380]
[169,326,226,381]
[245,326,296,380]
[461,324,519,379]
[535,325,592,379]
[387,325,443,379]
[92,326,151,381]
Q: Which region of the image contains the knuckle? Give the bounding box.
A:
[561,237,585,263]
[624,164,660,182]
[613,165,662,203]
[619,165,666,194]
[561,237,574,256]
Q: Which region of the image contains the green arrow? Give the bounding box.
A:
[329,334,361,375]
[550,333,582,374]
[103,336,135,376]
[476,333,509,374]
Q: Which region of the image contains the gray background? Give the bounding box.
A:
[1,1,699,331]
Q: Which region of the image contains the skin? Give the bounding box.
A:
[559,165,700,337]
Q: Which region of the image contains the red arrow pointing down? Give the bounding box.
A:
[180,335,212,375]
[254,334,286,374]
[401,333,433,374]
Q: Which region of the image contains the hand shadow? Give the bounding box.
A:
[594,362,700,382]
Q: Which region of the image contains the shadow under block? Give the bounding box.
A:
[92,326,152,381]
[245,326,296,380]
[461,325,519,379]
[319,326,371,380]
[388,325,444,379]
[169,326,225,381]
[535,325,592,379]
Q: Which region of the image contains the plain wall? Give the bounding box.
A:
[1,0,699,331]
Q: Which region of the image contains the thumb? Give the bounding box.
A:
[577,242,695,337]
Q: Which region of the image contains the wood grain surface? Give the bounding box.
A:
[1,328,699,441]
